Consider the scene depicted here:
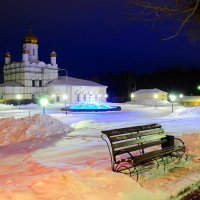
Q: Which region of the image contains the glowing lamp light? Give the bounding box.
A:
[179,94,184,98]
[131,94,135,98]
[16,94,21,110]
[153,94,158,99]
[98,94,101,97]
[52,94,55,98]
[105,94,108,98]
[197,85,200,90]
[16,94,21,100]
[169,94,176,102]
[63,95,67,99]
[40,98,48,107]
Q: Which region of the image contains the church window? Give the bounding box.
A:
[83,94,86,101]
[39,80,42,87]
[32,80,35,87]
[33,49,35,55]
[56,96,60,102]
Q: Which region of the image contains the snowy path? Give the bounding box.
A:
[31,104,200,169]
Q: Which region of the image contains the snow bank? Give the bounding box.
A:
[169,106,200,117]
[0,104,14,109]
[0,167,166,200]
[0,114,69,147]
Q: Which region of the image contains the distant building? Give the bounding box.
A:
[131,88,168,105]
[178,96,200,106]
[0,26,107,104]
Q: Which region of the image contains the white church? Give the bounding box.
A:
[0,27,107,105]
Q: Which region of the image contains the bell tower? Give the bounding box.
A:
[22,24,39,62]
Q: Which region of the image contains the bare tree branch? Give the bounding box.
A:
[129,0,200,39]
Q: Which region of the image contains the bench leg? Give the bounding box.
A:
[153,158,160,169]
[115,163,132,177]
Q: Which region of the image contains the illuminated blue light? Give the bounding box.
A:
[67,101,121,112]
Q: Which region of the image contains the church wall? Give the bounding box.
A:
[23,43,38,61]
[71,86,107,104]
[47,85,68,104]
[46,85,107,105]
[0,86,47,100]
[43,68,58,86]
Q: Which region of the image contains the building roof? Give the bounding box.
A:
[133,88,167,94]
[0,81,23,87]
[47,76,107,87]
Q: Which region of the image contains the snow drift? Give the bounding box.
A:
[170,106,200,117]
[0,114,69,147]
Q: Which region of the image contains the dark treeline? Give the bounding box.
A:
[88,66,200,103]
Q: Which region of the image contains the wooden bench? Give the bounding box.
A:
[101,123,186,181]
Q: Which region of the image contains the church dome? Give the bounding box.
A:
[5,51,11,57]
[23,26,38,44]
[50,51,57,57]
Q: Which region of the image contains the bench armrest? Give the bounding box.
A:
[174,137,185,148]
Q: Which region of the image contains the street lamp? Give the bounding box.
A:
[105,94,108,104]
[169,94,176,113]
[16,94,21,109]
[52,94,55,103]
[131,93,135,103]
[153,94,158,109]
[98,94,101,102]
[40,98,48,115]
[179,94,184,98]
[197,85,200,91]
[63,95,67,108]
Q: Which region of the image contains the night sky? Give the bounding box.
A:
[0,0,200,78]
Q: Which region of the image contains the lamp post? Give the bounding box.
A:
[40,98,48,115]
[16,94,21,109]
[105,94,108,103]
[169,94,176,113]
[98,94,101,102]
[131,93,135,104]
[63,95,67,108]
[52,94,55,103]
[153,94,158,109]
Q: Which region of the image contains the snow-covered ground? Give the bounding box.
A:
[0,103,200,200]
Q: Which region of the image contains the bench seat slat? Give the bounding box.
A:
[110,128,164,143]
[101,123,162,137]
[113,134,166,149]
[114,139,167,156]
[116,146,184,165]
[134,146,184,165]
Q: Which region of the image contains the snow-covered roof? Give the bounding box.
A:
[0,81,23,87]
[47,76,106,87]
[132,88,167,94]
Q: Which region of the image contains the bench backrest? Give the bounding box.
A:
[101,123,167,162]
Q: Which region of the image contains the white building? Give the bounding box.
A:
[131,88,168,105]
[0,26,107,104]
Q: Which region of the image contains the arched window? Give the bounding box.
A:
[83,94,86,102]
[77,94,80,102]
